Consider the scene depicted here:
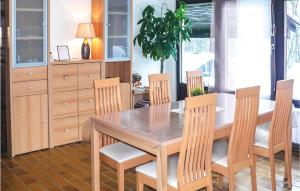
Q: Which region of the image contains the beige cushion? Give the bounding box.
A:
[136,155,179,189]
[254,122,270,149]
[212,139,228,167]
[100,142,146,163]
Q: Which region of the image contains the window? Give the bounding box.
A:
[181,38,214,86]
[179,2,215,90]
[286,1,300,101]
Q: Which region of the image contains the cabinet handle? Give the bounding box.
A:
[63,75,69,80]
[64,129,70,133]
[88,74,93,77]
[28,72,33,76]
[29,86,34,90]
[64,102,69,106]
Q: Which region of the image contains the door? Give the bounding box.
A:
[13,94,48,154]
[105,0,130,61]
[12,0,47,67]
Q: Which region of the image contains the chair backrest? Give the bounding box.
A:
[94,77,122,146]
[148,74,171,105]
[270,79,294,147]
[228,86,260,165]
[186,71,205,97]
[94,77,122,115]
[177,93,217,189]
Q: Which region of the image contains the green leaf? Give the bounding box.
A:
[133,2,191,72]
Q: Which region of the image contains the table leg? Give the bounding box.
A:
[92,123,100,191]
[156,146,168,191]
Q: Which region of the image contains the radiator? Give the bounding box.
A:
[292,108,300,144]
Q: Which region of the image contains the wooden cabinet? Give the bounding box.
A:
[13,94,48,154]
[78,63,101,89]
[53,90,78,118]
[53,116,79,146]
[49,60,103,147]
[7,0,49,156]
[52,64,78,92]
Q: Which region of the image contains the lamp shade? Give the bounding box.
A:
[76,23,96,38]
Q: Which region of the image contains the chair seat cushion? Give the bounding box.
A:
[212,139,228,167]
[100,142,147,163]
[136,155,179,189]
[254,122,270,149]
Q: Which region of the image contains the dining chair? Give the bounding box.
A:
[136,93,218,191]
[254,79,294,191]
[94,77,154,191]
[148,73,171,105]
[212,86,260,191]
[186,70,205,97]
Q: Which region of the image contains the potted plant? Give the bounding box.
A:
[134,2,192,73]
[191,87,204,96]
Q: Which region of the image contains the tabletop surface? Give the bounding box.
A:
[92,93,275,147]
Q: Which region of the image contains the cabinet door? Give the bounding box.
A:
[106,0,130,60]
[13,94,48,155]
[13,0,47,67]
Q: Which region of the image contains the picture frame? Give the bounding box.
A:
[57,45,70,61]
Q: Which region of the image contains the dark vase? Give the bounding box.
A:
[81,38,90,59]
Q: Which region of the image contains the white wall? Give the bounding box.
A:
[50,0,91,60]
[132,0,177,100]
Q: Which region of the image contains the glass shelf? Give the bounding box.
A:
[13,0,47,67]
[106,0,130,60]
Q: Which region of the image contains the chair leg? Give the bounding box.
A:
[207,179,213,191]
[136,172,144,191]
[228,172,235,191]
[251,156,257,191]
[217,173,224,189]
[269,154,277,191]
[117,164,125,191]
[284,148,292,189]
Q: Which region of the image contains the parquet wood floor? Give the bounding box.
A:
[1,143,300,191]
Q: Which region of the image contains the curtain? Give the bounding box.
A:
[212,0,272,98]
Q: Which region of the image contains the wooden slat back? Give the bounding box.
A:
[177,93,217,188]
[186,71,205,97]
[94,77,122,146]
[228,86,260,164]
[148,74,171,105]
[270,79,294,146]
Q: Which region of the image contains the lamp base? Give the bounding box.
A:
[81,38,90,59]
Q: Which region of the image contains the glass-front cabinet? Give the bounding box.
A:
[105,0,130,61]
[12,0,47,67]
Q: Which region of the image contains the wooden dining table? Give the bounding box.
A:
[91,93,276,191]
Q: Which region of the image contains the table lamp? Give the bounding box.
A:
[76,23,96,59]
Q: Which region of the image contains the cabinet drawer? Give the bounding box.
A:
[53,64,77,92]
[12,80,47,97]
[53,116,79,146]
[78,89,95,115]
[53,91,78,118]
[12,66,47,82]
[78,63,101,89]
[79,113,94,141]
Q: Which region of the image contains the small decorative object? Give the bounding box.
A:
[49,52,54,62]
[57,45,70,61]
[191,87,204,96]
[134,1,192,73]
[76,23,96,59]
[132,73,142,86]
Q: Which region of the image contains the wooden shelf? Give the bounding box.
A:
[17,37,43,40]
[16,8,43,12]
